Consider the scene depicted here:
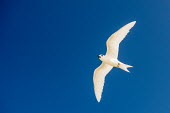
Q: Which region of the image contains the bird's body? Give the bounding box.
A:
[93,21,136,102]
[98,54,132,72]
[99,55,119,67]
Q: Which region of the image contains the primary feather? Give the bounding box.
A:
[106,21,136,59]
[93,63,113,102]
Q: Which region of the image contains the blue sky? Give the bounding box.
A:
[1,0,170,113]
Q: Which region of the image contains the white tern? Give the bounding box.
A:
[93,21,136,102]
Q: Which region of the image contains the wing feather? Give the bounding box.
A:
[93,63,113,102]
[106,21,136,59]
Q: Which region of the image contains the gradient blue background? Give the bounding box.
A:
[1,0,170,113]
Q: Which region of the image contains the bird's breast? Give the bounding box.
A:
[101,57,118,67]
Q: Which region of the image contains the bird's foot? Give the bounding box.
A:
[117,63,120,68]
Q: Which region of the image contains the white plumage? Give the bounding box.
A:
[93,21,136,102]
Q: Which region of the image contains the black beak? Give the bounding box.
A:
[97,55,100,59]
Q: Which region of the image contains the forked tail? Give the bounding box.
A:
[118,63,133,72]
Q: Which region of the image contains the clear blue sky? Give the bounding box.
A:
[1,0,170,113]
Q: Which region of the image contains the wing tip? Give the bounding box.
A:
[95,93,102,102]
[125,21,136,28]
[96,97,101,102]
[132,21,136,23]
[130,21,136,25]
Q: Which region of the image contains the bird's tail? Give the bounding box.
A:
[118,63,133,72]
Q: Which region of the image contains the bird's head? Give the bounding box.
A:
[97,54,104,59]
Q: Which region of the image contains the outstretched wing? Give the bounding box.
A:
[93,63,113,102]
[106,21,136,59]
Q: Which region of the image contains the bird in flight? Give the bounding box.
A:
[93,21,136,102]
